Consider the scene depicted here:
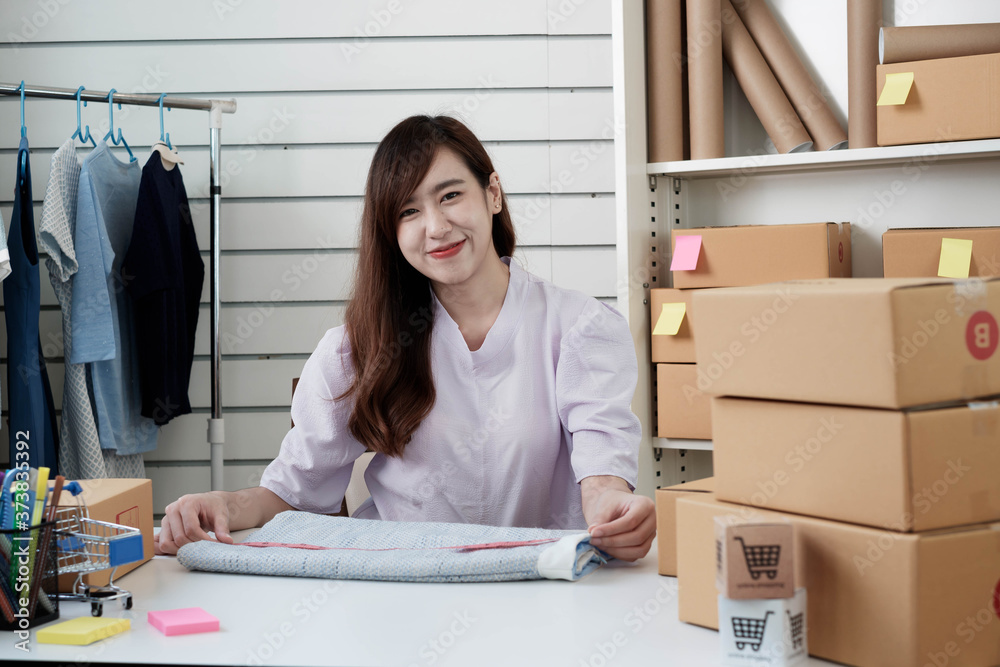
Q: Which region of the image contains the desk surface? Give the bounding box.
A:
[5,535,837,666]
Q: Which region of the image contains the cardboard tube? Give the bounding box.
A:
[720,0,812,154]
[847,0,881,148]
[647,0,686,163]
[880,23,1000,64]
[687,0,725,159]
[731,0,847,151]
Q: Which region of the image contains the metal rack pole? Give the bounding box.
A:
[0,82,237,490]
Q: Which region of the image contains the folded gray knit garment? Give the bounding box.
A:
[177,511,609,583]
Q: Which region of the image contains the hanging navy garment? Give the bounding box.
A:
[4,136,59,472]
[122,154,204,426]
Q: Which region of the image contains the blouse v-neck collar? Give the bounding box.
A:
[431,256,527,366]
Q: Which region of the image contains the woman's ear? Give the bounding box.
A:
[487,172,502,212]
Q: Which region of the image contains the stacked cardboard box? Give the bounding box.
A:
[680,277,1000,666]
[654,477,714,576]
[877,53,1000,146]
[651,223,852,440]
[883,226,1000,279]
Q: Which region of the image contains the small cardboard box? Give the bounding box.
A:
[883,227,1000,279]
[57,479,153,590]
[656,364,711,439]
[692,277,1000,408]
[670,223,851,289]
[712,397,1000,532]
[655,477,714,576]
[650,288,700,363]
[877,53,1000,146]
[715,519,794,599]
[718,588,807,667]
[676,493,1000,667]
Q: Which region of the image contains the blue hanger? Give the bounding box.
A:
[19,81,26,137]
[18,82,27,173]
[71,86,96,148]
[103,88,136,163]
[157,94,172,150]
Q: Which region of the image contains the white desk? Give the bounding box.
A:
[4,535,837,666]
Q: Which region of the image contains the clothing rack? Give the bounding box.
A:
[0,82,237,491]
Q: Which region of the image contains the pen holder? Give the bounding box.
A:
[0,521,60,630]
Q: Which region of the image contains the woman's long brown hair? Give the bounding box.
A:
[341,115,516,457]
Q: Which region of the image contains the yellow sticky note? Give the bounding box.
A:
[653,303,686,336]
[877,72,914,106]
[938,238,974,278]
[37,617,131,645]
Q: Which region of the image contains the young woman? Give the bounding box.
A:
[156,116,655,561]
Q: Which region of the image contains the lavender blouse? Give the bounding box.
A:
[259,258,640,530]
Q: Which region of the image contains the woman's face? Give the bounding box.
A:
[396,147,502,290]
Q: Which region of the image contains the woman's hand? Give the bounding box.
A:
[580,475,656,562]
[155,486,296,555]
[155,491,234,555]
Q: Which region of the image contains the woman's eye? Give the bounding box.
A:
[442,191,460,202]
[400,208,418,218]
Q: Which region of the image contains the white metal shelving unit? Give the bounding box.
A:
[612,0,1000,491]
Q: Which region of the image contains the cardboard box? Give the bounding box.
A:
[650,288,700,363]
[692,277,1000,408]
[712,397,1000,532]
[883,227,1000,279]
[877,53,1000,147]
[670,223,851,289]
[715,519,794,599]
[677,493,1000,667]
[718,588,807,666]
[57,479,153,590]
[656,363,711,439]
[655,477,714,576]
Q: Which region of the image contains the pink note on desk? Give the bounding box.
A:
[148,607,220,636]
[670,235,702,271]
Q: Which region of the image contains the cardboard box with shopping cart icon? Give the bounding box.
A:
[718,588,807,666]
[716,518,794,599]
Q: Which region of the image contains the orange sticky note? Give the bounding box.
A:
[938,238,974,278]
[877,72,914,106]
[671,235,702,271]
[653,303,686,336]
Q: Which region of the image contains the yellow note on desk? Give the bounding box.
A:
[653,303,686,336]
[938,238,974,278]
[877,71,914,106]
[37,617,130,645]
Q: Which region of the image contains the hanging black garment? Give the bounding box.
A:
[122,154,204,426]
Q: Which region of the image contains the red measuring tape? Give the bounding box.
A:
[239,538,561,553]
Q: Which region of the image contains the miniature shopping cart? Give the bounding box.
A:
[53,482,144,617]
[732,610,773,652]
[787,610,804,649]
[733,536,781,580]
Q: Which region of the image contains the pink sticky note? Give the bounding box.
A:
[148,608,220,636]
[670,235,702,271]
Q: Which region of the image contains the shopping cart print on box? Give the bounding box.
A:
[54,482,143,616]
[787,610,804,649]
[734,536,781,580]
[732,610,773,652]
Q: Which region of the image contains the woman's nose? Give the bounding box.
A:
[425,208,451,237]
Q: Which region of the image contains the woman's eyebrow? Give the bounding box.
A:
[403,178,467,205]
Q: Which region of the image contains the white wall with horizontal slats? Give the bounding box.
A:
[0,0,617,515]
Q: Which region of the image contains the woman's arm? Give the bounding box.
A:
[155,486,294,555]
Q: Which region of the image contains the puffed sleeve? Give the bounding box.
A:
[259,326,368,513]
[556,299,641,490]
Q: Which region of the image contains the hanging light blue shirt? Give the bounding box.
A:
[70,141,158,455]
